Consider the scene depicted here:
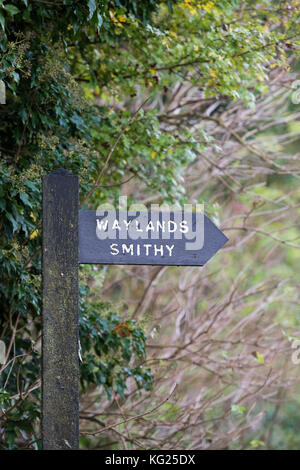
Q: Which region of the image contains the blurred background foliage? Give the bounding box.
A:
[0,0,300,449]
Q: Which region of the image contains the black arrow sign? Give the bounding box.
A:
[79,210,228,266]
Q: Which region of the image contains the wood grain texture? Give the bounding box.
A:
[42,169,79,450]
[79,210,228,266]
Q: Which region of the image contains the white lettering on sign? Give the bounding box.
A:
[110,243,175,257]
[97,218,189,235]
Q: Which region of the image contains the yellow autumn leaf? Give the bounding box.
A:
[255,352,264,363]
[117,15,127,23]
[202,1,216,13]
[29,229,39,240]
[30,211,37,222]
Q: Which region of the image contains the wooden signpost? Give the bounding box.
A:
[42,169,228,449]
[42,169,79,450]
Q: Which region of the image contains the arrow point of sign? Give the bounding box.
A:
[199,214,228,266]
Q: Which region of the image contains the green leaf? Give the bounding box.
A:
[12,71,19,83]
[6,213,18,233]
[0,12,5,30]
[231,404,246,415]
[96,11,103,30]
[87,0,96,20]
[4,4,20,16]
[19,192,32,207]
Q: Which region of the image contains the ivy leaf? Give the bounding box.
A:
[6,213,18,233]
[4,4,20,16]
[87,0,96,20]
[12,71,19,83]
[96,11,103,30]
[19,192,32,208]
[0,12,5,30]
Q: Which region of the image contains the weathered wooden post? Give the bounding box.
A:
[42,169,79,450]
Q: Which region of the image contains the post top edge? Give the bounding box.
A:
[46,168,76,176]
